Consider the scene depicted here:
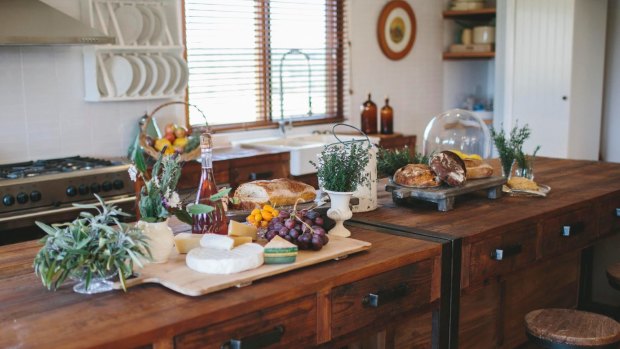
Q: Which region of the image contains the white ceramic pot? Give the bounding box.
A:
[473,26,495,44]
[325,190,354,238]
[137,219,174,263]
[351,145,378,213]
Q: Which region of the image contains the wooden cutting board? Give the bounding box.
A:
[113,235,371,296]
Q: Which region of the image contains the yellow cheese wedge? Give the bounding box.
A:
[231,236,253,247]
[228,220,258,240]
[174,233,202,254]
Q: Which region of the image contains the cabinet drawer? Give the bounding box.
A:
[174,295,317,349]
[331,259,433,339]
[541,206,597,256]
[230,154,289,187]
[468,224,537,284]
[599,194,620,238]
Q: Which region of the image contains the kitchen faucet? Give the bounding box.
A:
[278,49,313,136]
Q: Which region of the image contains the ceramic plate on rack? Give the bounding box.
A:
[149,5,167,45]
[114,5,143,45]
[150,55,170,95]
[124,55,147,97]
[170,54,189,94]
[103,55,133,97]
[136,5,155,45]
[138,55,158,95]
[162,54,181,94]
[97,64,109,97]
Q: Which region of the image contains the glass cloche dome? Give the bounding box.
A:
[423,109,491,158]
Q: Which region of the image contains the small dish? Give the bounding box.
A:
[502,184,551,197]
[103,55,133,97]
[96,64,109,97]
[124,55,147,97]
[138,55,158,95]
[150,54,171,95]
[149,5,167,44]
[136,5,155,45]
[162,54,181,94]
[114,5,143,45]
[170,54,189,94]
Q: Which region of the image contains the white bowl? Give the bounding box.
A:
[473,26,495,44]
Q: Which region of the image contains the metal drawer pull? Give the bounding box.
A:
[249,171,274,181]
[492,244,522,261]
[221,325,285,349]
[561,222,585,237]
[362,283,409,308]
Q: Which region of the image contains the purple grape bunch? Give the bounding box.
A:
[264,209,329,251]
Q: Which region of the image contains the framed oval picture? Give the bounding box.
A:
[377,0,417,60]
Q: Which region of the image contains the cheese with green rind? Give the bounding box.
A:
[264,236,298,264]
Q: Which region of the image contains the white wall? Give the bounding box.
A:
[601,0,620,163]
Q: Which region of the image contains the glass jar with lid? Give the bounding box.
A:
[422,109,491,158]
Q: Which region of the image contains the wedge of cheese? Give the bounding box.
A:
[228,220,258,240]
[186,243,264,274]
[264,236,298,264]
[174,233,202,254]
[200,234,235,250]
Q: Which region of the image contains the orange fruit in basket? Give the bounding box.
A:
[154,138,172,152]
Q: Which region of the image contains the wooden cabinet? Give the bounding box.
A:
[541,205,597,257]
[175,295,317,349]
[599,192,620,238]
[442,8,496,60]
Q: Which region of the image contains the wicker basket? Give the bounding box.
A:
[139,101,209,161]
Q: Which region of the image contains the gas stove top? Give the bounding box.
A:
[0,156,118,180]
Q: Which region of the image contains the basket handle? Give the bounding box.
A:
[141,101,209,136]
[326,123,371,149]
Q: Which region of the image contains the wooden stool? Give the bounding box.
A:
[525,309,620,348]
[607,262,620,291]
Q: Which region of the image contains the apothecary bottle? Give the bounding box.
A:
[380,97,393,134]
[192,133,228,235]
[360,93,378,134]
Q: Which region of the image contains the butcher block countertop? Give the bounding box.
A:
[0,223,442,349]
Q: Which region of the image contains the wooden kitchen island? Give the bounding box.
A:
[351,157,620,348]
[0,223,444,349]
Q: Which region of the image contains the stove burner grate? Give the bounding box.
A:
[0,156,116,180]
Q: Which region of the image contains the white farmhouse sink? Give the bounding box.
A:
[235,134,377,176]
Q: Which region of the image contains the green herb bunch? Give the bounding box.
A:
[310,140,371,192]
[33,195,150,291]
[490,123,540,176]
[131,150,223,224]
[377,146,429,178]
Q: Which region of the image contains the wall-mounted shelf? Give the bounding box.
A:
[443,51,495,60]
[443,8,496,19]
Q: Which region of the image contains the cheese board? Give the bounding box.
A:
[386,176,506,211]
[112,235,371,296]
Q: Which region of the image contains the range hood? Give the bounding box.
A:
[0,0,115,45]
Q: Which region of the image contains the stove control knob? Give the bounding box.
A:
[78,185,89,195]
[66,186,77,197]
[113,180,124,190]
[16,192,28,204]
[3,195,14,206]
[90,183,101,193]
[102,181,112,192]
[30,191,42,202]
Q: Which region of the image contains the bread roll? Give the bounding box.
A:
[393,164,441,188]
[233,178,316,207]
[429,151,467,186]
[463,159,494,179]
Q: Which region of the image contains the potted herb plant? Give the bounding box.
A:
[490,123,537,178]
[33,195,150,294]
[310,132,371,237]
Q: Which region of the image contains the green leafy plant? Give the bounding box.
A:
[377,146,429,178]
[130,149,226,225]
[490,123,540,177]
[310,140,371,192]
[33,195,150,291]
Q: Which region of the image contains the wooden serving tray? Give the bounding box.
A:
[386,176,506,211]
[113,236,371,296]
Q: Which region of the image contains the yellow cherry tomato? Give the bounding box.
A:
[261,221,269,228]
[254,213,262,222]
[261,210,273,221]
[262,205,275,212]
[246,215,255,223]
[251,208,261,216]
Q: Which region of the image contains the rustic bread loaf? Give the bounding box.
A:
[393,164,441,188]
[429,151,467,186]
[233,178,316,207]
[463,158,494,179]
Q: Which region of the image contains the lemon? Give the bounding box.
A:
[154,138,172,152]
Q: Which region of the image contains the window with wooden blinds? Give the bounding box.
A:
[184,0,346,130]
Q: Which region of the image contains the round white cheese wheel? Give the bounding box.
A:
[186,243,264,274]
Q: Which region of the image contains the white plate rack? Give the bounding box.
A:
[82,0,187,101]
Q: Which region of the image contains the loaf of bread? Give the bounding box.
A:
[393,164,441,188]
[429,151,467,186]
[463,158,494,179]
[233,178,316,207]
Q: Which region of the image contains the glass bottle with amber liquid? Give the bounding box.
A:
[360,93,378,134]
[380,97,393,134]
[192,133,228,235]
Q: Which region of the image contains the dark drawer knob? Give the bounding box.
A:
[561,222,585,237]
[492,244,522,261]
[249,171,274,181]
[362,283,409,308]
[615,208,620,217]
[221,325,285,349]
